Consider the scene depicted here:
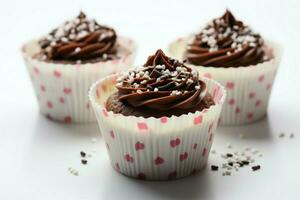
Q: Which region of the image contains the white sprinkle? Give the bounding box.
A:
[102,53,108,60]
[140,80,147,85]
[76,60,82,64]
[154,88,158,92]
[155,65,165,70]
[195,85,200,90]
[50,41,57,46]
[137,90,142,94]
[61,37,69,43]
[75,47,81,53]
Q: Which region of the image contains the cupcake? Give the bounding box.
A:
[169,10,282,125]
[89,50,226,180]
[22,12,136,123]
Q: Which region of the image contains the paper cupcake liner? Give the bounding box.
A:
[89,73,226,180]
[22,36,137,123]
[168,37,282,125]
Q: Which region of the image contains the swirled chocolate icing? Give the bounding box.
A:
[38,12,117,63]
[106,49,214,118]
[186,10,270,67]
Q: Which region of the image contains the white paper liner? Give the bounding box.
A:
[89,73,226,180]
[21,36,137,123]
[168,36,282,125]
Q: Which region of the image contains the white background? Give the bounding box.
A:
[1,0,300,199]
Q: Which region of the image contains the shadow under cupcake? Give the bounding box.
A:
[22,11,137,123]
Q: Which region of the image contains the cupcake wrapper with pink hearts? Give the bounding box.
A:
[168,37,282,125]
[22,37,137,123]
[89,73,226,181]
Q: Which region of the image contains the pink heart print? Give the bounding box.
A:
[247,112,254,120]
[228,98,235,106]
[63,88,72,94]
[137,122,148,131]
[135,141,145,151]
[40,85,46,92]
[59,97,65,104]
[258,74,265,82]
[255,100,261,107]
[124,154,134,163]
[160,117,168,123]
[179,152,188,161]
[168,171,177,180]
[193,143,198,150]
[110,130,115,139]
[208,122,214,133]
[170,138,181,148]
[235,107,241,114]
[202,148,207,157]
[137,173,146,180]
[203,72,212,79]
[249,92,256,99]
[33,67,39,75]
[64,116,72,123]
[47,101,53,108]
[226,82,235,90]
[154,156,164,165]
[53,70,61,78]
[194,115,203,125]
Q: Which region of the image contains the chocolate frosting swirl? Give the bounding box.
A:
[39,12,117,62]
[186,10,269,67]
[116,49,207,111]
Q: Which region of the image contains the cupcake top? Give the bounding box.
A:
[115,49,209,112]
[186,10,270,67]
[38,12,117,63]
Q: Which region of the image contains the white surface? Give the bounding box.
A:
[0,0,300,199]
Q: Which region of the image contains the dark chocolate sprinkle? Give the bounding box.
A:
[211,165,219,171]
[81,159,88,165]
[80,151,86,157]
[252,165,261,171]
[226,153,233,157]
[242,160,249,165]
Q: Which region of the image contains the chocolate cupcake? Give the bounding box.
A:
[22,11,136,123]
[186,10,269,67]
[106,49,214,118]
[89,50,226,180]
[169,10,282,125]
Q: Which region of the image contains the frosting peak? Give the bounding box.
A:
[186,10,269,67]
[116,49,207,111]
[39,11,117,62]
